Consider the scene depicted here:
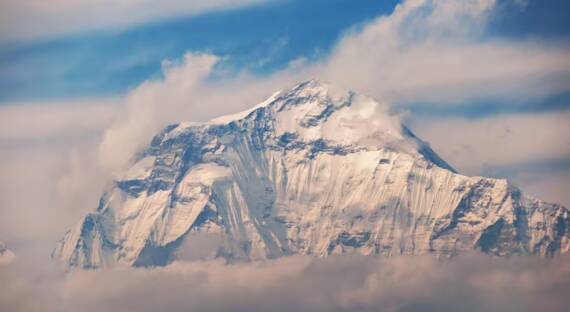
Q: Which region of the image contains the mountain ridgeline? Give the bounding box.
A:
[53,80,570,268]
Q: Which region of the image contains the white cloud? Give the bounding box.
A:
[508,168,570,209]
[0,100,118,250]
[0,100,119,247]
[0,99,119,145]
[411,110,570,206]
[98,53,218,172]
[412,111,570,172]
[1,254,569,312]
[97,52,308,172]
[0,0,272,42]
[319,0,570,105]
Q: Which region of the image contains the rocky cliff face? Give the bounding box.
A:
[53,80,570,268]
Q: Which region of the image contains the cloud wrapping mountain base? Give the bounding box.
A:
[1,254,569,312]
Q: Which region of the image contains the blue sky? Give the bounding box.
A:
[1,0,568,105]
[0,0,401,102]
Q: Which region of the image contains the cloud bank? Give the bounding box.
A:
[414,110,570,172]
[0,99,118,146]
[0,99,119,253]
[319,0,570,105]
[1,254,569,312]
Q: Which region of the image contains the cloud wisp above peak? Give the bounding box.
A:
[0,0,274,43]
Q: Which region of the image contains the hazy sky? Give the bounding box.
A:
[0,1,569,310]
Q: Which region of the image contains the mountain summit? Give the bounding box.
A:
[53,80,570,268]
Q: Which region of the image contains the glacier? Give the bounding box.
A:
[53,80,570,268]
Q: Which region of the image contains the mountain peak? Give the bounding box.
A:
[207,79,453,171]
[286,78,347,99]
[53,81,569,269]
[206,79,349,125]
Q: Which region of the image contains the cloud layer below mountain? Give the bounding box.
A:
[1,254,569,312]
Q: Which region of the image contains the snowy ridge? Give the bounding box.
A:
[53,80,570,268]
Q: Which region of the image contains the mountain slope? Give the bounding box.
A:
[53,80,570,268]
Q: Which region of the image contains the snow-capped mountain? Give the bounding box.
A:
[53,80,570,268]
[0,241,16,265]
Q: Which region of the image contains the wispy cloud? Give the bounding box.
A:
[0,100,114,248]
[0,0,273,43]
[412,110,570,206]
[413,110,570,172]
[319,0,570,105]
[98,52,306,172]
[0,99,118,146]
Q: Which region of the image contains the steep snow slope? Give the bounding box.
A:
[0,241,16,265]
[53,80,570,268]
